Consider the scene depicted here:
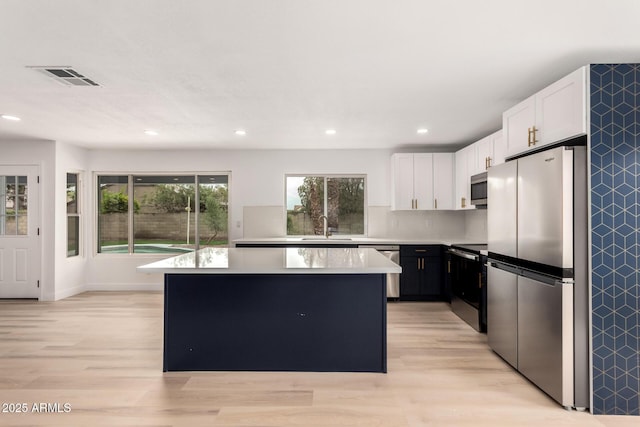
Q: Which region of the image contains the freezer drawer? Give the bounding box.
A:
[487,264,518,368]
[517,274,574,407]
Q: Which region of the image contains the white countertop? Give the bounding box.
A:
[137,247,403,275]
[233,237,480,246]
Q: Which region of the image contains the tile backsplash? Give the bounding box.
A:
[243,205,487,242]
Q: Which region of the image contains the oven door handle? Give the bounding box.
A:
[447,248,479,261]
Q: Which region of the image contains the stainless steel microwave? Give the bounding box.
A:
[470,172,488,207]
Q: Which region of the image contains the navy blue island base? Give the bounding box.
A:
[163,273,387,373]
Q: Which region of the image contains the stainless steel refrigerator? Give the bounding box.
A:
[487,143,589,410]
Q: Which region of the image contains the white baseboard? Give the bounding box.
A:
[85,282,163,291]
[54,285,86,301]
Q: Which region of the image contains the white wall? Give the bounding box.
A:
[0,140,56,300]
[54,142,88,299]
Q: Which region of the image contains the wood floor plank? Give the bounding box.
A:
[0,292,635,426]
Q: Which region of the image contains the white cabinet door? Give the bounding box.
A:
[391,153,416,210]
[535,67,586,146]
[492,129,506,166]
[413,153,433,211]
[503,67,587,158]
[503,94,536,158]
[433,153,454,210]
[475,134,494,174]
[454,145,475,210]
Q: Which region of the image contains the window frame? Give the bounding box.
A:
[284,174,367,237]
[66,172,81,257]
[94,172,231,256]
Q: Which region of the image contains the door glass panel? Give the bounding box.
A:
[0,175,27,236]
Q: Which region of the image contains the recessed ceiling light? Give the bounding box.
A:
[144,130,158,136]
[1,114,21,121]
[325,129,336,135]
[417,128,429,135]
[235,129,247,136]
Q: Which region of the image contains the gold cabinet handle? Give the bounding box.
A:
[415,199,418,209]
[422,258,425,270]
[528,126,538,147]
[461,197,466,208]
[415,249,426,253]
[487,156,492,169]
[434,198,438,209]
[447,260,451,273]
[417,258,421,270]
[478,272,482,288]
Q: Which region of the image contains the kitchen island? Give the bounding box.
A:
[138,247,401,373]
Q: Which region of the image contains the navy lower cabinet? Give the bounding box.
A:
[163,273,387,373]
[399,245,444,301]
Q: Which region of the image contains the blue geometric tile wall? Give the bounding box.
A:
[590,63,640,415]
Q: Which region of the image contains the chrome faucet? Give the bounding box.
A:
[319,215,331,238]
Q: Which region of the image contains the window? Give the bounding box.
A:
[286,175,365,236]
[0,175,28,236]
[67,173,80,257]
[97,174,229,254]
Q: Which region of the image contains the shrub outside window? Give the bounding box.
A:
[286,175,365,236]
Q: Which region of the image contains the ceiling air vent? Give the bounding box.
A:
[29,66,100,87]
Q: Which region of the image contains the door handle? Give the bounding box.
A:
[528,126,538,147]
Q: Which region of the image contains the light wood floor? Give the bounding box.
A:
[0,292,635,426]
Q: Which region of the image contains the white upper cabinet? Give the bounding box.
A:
[391,153,417,210]
[503,67,587,158]
[391,153,433,210]
[474,129,505,173]
[454,145,476,210]
[503,95,536,157]
[474,134,494,175]
[391,153,453,211]
[492,129,506,166]
[412,154,434,210]
[433,153,454,210]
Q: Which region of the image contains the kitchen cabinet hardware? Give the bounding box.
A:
[527,126,538,147]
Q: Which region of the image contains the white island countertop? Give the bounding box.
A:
[137,247,402,275]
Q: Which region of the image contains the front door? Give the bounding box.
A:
[0,165,40,299]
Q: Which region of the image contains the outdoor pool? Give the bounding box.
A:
[100,244,194,254]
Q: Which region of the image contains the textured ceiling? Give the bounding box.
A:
[1,0,639,150]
